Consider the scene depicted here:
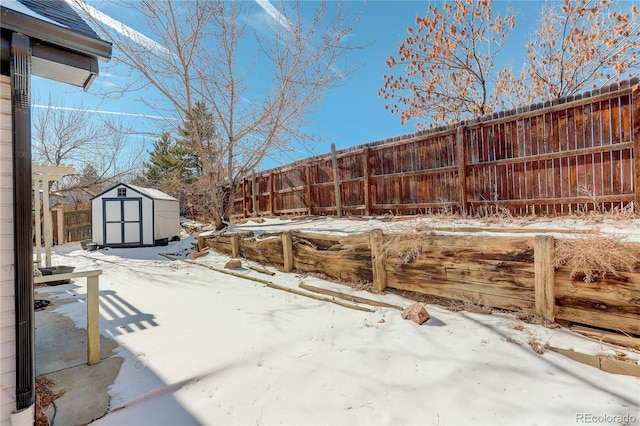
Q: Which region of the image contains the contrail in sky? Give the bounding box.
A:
[253,0,345,79]
[33,104,178,120]
[254,0,294,32]
[65,0,172,57]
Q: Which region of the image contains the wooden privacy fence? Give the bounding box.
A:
[35,204,91,245]
[230,79,640,219]
[49,205,91,244]
[200,230,640,336]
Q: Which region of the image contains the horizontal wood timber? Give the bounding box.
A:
[466,141,633,167]
[210,205,640,336]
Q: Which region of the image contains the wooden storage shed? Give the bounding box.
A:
[91,183,180,247]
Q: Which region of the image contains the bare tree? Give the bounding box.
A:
[73,0,362,229]
[502,0,639,105]
[378,0,515,128]
[33,97,144,200]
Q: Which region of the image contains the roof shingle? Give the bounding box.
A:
[16,0,101,40]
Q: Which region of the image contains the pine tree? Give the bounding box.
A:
[145,133,182,189]
[175,102,218,219]
[176,101,217,178]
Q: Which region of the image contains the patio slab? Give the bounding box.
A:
[35,289,122,426]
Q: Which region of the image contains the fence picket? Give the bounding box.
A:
[228,82,638,219]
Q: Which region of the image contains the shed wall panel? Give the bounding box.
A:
[141,196,153,245]
[91,198,103,245]
[153,199,180,241]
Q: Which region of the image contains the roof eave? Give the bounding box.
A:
[0,6,112,62]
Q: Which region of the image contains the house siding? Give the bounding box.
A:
[0,74,16,423]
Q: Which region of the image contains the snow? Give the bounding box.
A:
[39,216,640,425]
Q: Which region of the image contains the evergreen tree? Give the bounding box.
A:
[176,101,217,177]
[144,132,187,191]
[143,106,218,219]
[143,131,199,219]
[174,102,218,219]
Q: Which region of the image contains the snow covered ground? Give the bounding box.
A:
[39,216,640,425]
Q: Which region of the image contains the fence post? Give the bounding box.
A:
[632,84,640,215]
[305,165,312,216]
[370,229,386,293]
[53,206,64,244]
[231,234,240,258]
[534,235,555,322]
[269,172,275,216]
[242,178,248,219]
[363,147,371,216]
[331,143,342,218]
[87,274,100,365]
[251,170,257,217]
[456,125,468,216]
[282,231,293,272]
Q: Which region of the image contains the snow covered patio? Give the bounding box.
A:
[36,217,640,425]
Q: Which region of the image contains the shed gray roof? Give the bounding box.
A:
[91,183,178,202]
[129,185,178,202]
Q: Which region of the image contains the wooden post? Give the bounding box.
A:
[251,170,257,217]
[370,229,387,293]
[456,125,468,216]
[33,177,42,266]
[534,235,555,322]
[282,231,293,272]
[42,179,53,267]
[269,172,275,216]
[305,165,312,216]
[632,84,640,215]
[87,274,100,365]
[242,178,248,219]
[33,164,74,264]
[363,147,371,216]
[53,206,64,244]
[331,143,342,218]
[231,234,240,259]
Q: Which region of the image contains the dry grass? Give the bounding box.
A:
[296,271,373,292]
[572,185,636,222]
[475,204,514,222]
[388,289,496,315]
[602,201,637,221]
[375,226,427,267]
[528,336,545,354]
[512,312,560,328]
[446,296,494,315]
[554,229,638,283]
[400,245,422,266]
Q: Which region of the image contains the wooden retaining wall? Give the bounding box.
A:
[230,80,640,219]
[200,230,640,336]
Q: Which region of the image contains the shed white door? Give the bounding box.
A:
[104,198,142,245]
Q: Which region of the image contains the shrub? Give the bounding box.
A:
[554,229,638,283]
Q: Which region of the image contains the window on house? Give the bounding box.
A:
[117,188,127,197]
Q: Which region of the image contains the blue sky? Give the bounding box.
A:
[32,1,547,170]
